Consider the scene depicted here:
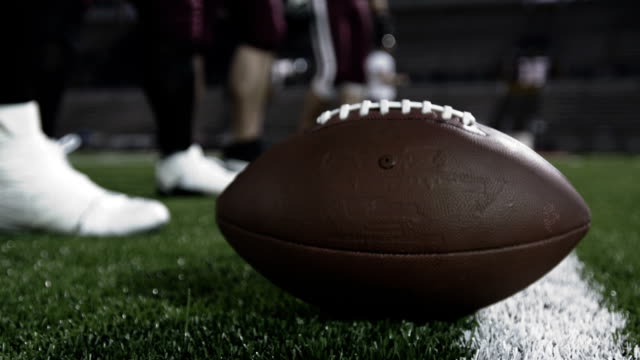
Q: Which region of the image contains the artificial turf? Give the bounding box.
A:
[554,155,640,354]
[0,153,637,359]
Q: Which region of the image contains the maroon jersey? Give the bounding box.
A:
[134,0,286,51]
[310,0,373,98]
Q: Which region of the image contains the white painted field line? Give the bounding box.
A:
[465,253,639,360]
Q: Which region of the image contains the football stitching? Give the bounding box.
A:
[217,216,590,257]
[316,99,485,135]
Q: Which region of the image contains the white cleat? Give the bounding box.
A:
[0,102,170,236]
[513,131,535,149]
[156,144,237,196]
[221,158,249,173]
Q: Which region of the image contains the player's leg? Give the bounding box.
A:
[335,0,372,107]
[224,45,273,164]
[512,91,539,149]
[299,0,337,131]
[135,0,199,157]
[300,0,372,131]
[0,2,169,235]
[299,90,332,131]
[222,0,286,167]
[134,0,237,195]
[34,1,87,137]
[339,83,367,105]
[140,40,195,158]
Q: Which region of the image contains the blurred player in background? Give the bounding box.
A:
[132,0,286,191]
[494,33,551,149]
[0,0,285,235]
[365,0,408,101]
[0,1,169,236]
[299,0,373,130]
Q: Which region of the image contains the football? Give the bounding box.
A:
[216,99,591,319]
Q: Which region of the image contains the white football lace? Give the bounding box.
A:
[316,99,484,135]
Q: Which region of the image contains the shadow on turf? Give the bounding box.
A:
[117,259,313,313]
[313,308,471,325]
[117,260,469,325]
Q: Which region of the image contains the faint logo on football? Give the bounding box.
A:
[543,203,560,233]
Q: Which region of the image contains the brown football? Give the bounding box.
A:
[216,99,591,319]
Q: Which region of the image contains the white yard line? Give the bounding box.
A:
[465,252,639,360]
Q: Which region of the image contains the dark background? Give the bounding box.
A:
[56,0,640,152]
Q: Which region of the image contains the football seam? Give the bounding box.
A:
[216,216,590,257]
